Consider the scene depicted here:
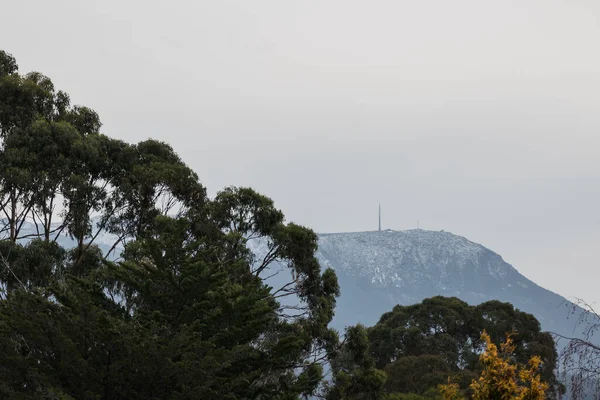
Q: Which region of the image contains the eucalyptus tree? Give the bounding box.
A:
[0,49,341,400]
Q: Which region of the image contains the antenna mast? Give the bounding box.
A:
[378,203,381,231]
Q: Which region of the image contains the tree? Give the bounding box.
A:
[556,299,600,400]
[440,331,548,400]
[0,200,339,398]
[0,51,106,247]
[438,378,461,400]
[0,50,18,77]
[325,324,387,400]
[0,50,209,267]
[383,355,453,395]
[366,297,559,398]
[0,49,341,399]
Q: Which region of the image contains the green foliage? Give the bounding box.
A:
[384,390,442,400]
[383,355,452,394]
[327,297,558,400]
[326,325,387,400]
[368,297,559,398]
[0,50,18,77]
[0,50,340,399]
[0,48,560,400]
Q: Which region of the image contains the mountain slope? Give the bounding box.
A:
[316,229,580,341]
[4,220,584,342]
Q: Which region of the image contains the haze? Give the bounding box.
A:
[2,0,599,307]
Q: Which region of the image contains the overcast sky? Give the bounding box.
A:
[2,0,600,306]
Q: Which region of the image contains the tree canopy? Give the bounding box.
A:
[0,50,340,399]
[0,49,565,400]
[327,297,560,399]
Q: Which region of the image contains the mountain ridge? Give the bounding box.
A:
[313,228,582,348]
[3,220,585,345]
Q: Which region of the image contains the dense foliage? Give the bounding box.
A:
[438,331,547,400]
[0,50,339,399]
[468,331,547,400]
[329,297,560,399]
[0,49,564,399]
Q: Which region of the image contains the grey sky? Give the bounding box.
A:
[3,0,600,306]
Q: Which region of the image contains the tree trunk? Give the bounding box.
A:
[9,188,16,243]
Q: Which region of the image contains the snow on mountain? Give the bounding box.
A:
[4,219,585,344]
[318,229,511,289]
[314,229,583,345]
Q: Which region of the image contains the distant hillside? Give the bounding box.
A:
[5,221,586,346]
[315,229,584,346]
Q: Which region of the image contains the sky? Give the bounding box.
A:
[2,0,600,306]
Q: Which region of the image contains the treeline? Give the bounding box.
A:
[328,297,561,399]
[0,49,339,399]
[0,50,562,399]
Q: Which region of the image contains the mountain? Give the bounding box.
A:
[5,220,586,344]
[315,229,583,344]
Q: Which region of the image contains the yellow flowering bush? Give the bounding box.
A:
[440,331,548,400]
